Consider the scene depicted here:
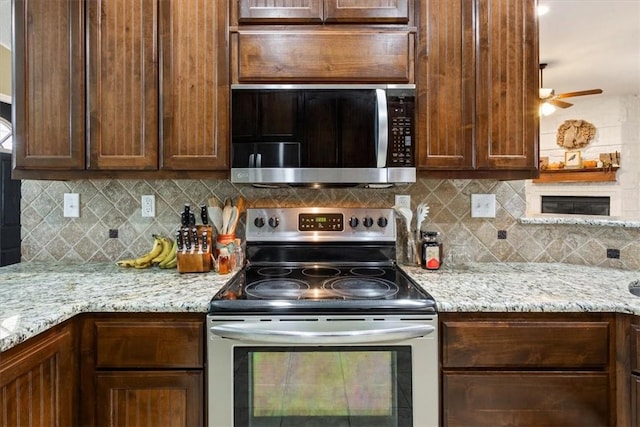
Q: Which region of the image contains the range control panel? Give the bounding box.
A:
[246,208,396,242]
[299,213,344,231]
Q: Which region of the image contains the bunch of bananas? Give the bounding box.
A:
[116,234,178,269]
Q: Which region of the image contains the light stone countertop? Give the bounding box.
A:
[1,262,639,353]
[519,215,640,228]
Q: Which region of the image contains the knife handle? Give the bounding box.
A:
[200,205,209,225]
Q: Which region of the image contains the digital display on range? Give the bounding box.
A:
[299,213,343,231]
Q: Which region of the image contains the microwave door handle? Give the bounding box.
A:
[375,88,389,168]
[210,322,435,344]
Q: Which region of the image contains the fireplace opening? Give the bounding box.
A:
[541,196,610,216]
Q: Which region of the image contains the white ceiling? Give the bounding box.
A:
[539,0,640,98]
[0,0,638,97]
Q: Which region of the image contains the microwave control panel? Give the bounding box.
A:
[387,97,415,167]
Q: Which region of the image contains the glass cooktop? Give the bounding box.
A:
[209,265,437,315]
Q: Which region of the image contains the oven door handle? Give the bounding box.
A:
[210,322,435,344]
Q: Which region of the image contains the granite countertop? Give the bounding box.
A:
[1,262,639,352]
[519,215,640,228]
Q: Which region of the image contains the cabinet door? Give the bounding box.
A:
[417,0,539,176]
[324,0,409,23]
[160,0,229,170]
[12,0,85,170]
[416,0,474,169]
[0,324,75,426]
[87,0,158,170]
[234,30,413,83]
[443,372,611,427]
[474,0,539,171]
[238,0,409,24]
[238,0,323,23]
[96,372,203,427]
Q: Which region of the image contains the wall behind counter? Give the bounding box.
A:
[20,178,640,270]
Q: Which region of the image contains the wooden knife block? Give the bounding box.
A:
[177,225,213,273]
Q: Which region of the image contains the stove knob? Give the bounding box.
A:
[349,216,359,228]
[268,216,280,228]
[377,216,389,228]
[254,217,265,228]
[363,216,374,228]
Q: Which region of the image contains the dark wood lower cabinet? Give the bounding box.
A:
[633,375,640,426]
[96,371,203,427]
[440,313,616,427]
[79,313,206,426]
[0,322,76,427]
[444,372,610,427]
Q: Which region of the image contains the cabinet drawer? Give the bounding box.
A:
[443,372,611,427]
[95,321,203,368]
[442,321,609,368]
[233,30,413,83]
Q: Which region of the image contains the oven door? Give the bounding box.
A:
[207,315,438,427]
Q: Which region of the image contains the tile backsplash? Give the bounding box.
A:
[21,178,640,270]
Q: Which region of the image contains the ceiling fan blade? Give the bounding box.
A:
[555,89,603,99]
[548,99,573,109]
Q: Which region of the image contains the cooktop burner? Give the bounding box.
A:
[244,274,400,300]
[325,277,398,299]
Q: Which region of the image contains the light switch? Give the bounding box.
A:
[63,193,80,218]
[471,194,496,218]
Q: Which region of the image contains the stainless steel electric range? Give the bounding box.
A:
[207,207,438,427]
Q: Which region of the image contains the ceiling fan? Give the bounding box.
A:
[539,63,603,112]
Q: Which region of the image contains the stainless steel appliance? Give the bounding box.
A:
[207,207,438,427]
[230,85,416,186]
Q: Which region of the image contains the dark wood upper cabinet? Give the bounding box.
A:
[237,0,408,24]
[232,1,415,84]
[12,0,85,171]
[160,0,229,170]
[233,30,413,83]
[87,0,159,170]
[416,0,539,178]
[13,0,229,178]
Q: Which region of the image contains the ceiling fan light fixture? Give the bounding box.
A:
[539,88,554,99]
[540,102,556,116]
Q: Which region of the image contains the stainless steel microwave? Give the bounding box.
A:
[230,84,416,186]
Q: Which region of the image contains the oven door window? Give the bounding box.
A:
[234,346,412,427]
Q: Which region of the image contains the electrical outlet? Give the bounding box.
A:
[63,193,80,218]
[141,195,155,217]
[395,195,411,209]
[471,194,496,218]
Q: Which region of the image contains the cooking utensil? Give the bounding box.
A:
[394,206,413,234]
[416,203,430,237]
[227,207,239,234]
[229,197,245,235]
[208,207,223,233]
[222,201,233,234]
